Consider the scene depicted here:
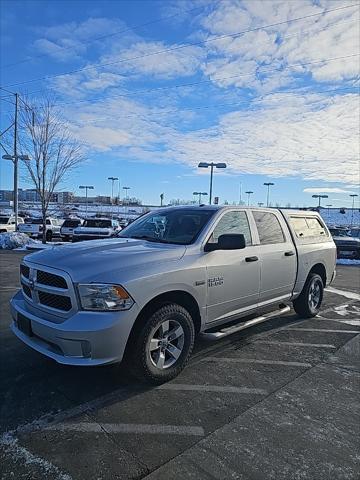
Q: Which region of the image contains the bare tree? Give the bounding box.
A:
[18,98,84,243]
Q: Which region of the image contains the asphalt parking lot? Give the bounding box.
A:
[0,250,359,480]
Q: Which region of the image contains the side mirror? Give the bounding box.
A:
[204,233,246,252]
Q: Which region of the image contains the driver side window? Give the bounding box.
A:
[209,211,252,245]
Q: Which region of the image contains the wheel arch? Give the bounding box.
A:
[123,290,201,359]
[308,263,327,285]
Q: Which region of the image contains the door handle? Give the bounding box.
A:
[245,256,258,262]
[284,251,295,256]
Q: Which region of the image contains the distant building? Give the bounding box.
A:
[0,190,13,201]
[52,191,74,204]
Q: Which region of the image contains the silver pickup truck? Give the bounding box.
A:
[11,206,336,383]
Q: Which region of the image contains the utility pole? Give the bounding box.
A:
[13,93,18,227]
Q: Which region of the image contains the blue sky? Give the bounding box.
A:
[0,0,359,207]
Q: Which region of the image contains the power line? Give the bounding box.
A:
[63,85,358,126]
[2,3,358,89]
[24,53,359,110]
[0,2,220,70]
[14,14,360,102]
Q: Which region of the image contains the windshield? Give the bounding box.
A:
[329,229,350,237]
[0,217,10,223]
[26,218,43,224]
[118,208,215,245]
[83,219,112,228]
[62,219,81,227]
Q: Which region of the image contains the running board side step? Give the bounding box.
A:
[201,305,291,340]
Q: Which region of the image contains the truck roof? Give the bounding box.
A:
[154,205,322,216]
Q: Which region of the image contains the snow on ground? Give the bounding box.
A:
[0,232,40,250]
[336,258,360,266]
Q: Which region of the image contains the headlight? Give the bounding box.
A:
[77,284,134,311]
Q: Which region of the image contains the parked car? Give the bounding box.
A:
[72,218,121,242]
[18,217,62,241]
[0,215,24,233]
[11,206,335,383]
[60,218,82,241]
[329,227,360,259]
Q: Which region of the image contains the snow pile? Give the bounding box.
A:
[336,258,360,266]
[0,232,39,250]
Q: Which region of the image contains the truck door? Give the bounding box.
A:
[252,210,297,306]
[205,210,261,324]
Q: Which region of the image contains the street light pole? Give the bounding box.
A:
[123,186,130,215]
[312,194,328,209]
[198,162,227,204]
[325,204,332,222]
[193,192,208,205]
[108,176,118,217]
[350,194,358,226]
[79,185,94,217]
[263,182,274,207]
[245,191,253,206]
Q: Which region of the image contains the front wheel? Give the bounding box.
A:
[293,273,324,318]
[130,303,195,384]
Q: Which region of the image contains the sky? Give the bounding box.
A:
[0,0,359,207]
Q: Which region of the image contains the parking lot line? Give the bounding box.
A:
[325,287,360,301]
[157,384,268,395]
[0,286,19,291]
[285,327,360,334]
[255,341,337,348]
[201,358,312,368]
[45,422,205,436]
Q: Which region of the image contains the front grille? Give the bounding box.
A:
[38,291,72,311]
[20,264,30,278]
[22,284,32,298]
[37,270,67,289]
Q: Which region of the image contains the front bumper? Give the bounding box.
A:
[10,291,139,366]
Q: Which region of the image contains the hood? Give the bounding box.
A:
[25,238,186,283]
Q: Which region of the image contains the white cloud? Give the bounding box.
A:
[303,187,357,194]
[65,92,359,186]
[99,41,204,79]
[198,0,359,90]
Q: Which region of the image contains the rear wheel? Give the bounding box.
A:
[130,303,195,384]
[293,273,324,318]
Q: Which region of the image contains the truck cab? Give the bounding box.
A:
[11,206,336,384]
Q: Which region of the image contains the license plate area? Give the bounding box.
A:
[17,313,33,336]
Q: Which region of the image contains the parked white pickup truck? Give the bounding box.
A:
[11,206,336,383]
[72,218,121,242]
[18,217,62,241]
[0,215,24,232]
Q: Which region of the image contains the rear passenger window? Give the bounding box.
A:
[290,216,327,238]
[253,211,285,245]
[209,211,252,245]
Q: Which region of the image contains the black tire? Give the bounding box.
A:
[130,303,195,384]
[46,230,53,242]
[293,273,324,318]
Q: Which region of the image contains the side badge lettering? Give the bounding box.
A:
[208,276,224,287]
